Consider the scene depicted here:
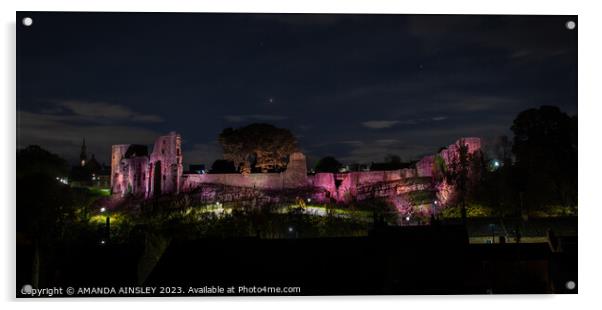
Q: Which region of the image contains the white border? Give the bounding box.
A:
[2,0,601,309]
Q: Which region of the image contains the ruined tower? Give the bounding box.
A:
[283,152,308,188]
[110,144,149,196]
[148,132,183,197]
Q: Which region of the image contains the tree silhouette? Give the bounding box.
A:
[315,156,343,173]
[511,106,577,212]
[218,123,298,173]
[17,145,78,287]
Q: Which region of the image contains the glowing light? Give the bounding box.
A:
[405,216,410,221]
[490,159,501,171]
[100,240,106,245]
[288,227,294,232]
[100,207,106,213]
[307,198,311,203]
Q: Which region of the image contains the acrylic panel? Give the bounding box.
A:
[16,12,577,297]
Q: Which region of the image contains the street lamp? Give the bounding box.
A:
[490,159,501,171]
[99,207,110,244]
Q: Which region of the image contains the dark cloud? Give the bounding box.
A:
[55,100,164,123]
[362,120,400,129]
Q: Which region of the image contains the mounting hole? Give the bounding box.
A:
[566,20,576,30]
[566,280,576,290]
[22,17,33,27]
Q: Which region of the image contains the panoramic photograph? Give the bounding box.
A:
[16,12,577,296]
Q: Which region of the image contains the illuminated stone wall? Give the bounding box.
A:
[283,152,308,188]
[439,137,481,167]
[125,156,149,195]
[308,173,337,200]
[111,133,481,209]
[110,133,182,198]
[416,155,435,177]
[181,152,310,192]
[148,132,183,197]
[416,137,481,178]
[110,144,129,192]
[182,172,283,191]
[111,144,148,196]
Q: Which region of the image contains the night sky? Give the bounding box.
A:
[16,12,577,167]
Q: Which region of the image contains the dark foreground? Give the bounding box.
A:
[17,224,577,297]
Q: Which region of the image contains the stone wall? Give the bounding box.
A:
[181,152,310,192]
[283,152,308,188]
[148,132,183,197]
[308,173,337,199]
[182,172,284,191]
[111,144,129,190]
[439,137,481,167]
[111,133,481,209]
[125,156,149,195]
[416,155,435,177]
[416,137,481,178]
[111,144,148,196]
[333,170,403,202]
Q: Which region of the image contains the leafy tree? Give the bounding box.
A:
[474,160,519,217]
[443,139,484,222]
[511,106,577,212]
[493,135,513,164]
[315,156,343,173]
[218,123,298,173]
[17,146,78,287]
[471,136,519,217]
[17,145,69,179]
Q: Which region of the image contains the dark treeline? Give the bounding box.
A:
[467,105,577,217]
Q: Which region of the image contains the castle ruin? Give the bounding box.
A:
[110,132,481,207]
